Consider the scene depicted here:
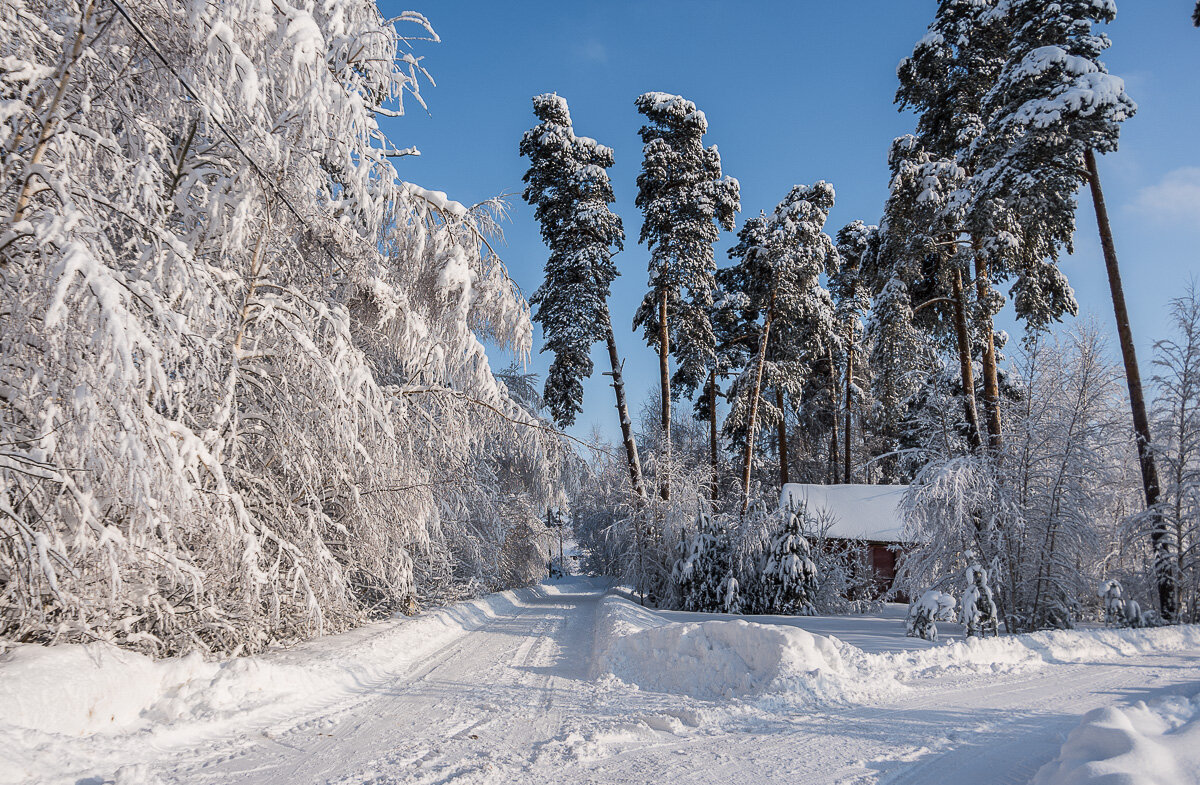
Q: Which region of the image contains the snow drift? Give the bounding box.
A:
[1034,692,1200,785]
[594,594,1200,709]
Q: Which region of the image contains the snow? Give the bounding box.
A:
[1034,693,1200,785]
[780,482,909,541]
[4,578,1200,785]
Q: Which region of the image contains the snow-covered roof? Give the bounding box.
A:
[779,483,910,543]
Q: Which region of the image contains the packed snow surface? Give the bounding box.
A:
[2,577,1198,785]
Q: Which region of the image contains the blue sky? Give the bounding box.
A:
[380,1,1200,444]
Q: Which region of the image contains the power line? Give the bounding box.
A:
[106,0,311,234]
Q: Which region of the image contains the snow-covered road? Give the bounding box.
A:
[4,577,1198,785]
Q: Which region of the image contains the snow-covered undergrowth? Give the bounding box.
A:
[594,594,1200,711]
[0,582,583,764]
[1034,691,1200,785]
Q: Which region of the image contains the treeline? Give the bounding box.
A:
[535,1,1200,628]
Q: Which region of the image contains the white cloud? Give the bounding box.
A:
[1128,167,1200,229]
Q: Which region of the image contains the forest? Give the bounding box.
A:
[2,0,1199,662]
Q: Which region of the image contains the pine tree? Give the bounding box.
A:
[723,184,837,512]
[520,94,647,502]
[633,92,740,500]
[874,135,984,453]
[980,0,1174,618]
[897,0,1009,451]
[832,221,876,484]
[760,507,818,615]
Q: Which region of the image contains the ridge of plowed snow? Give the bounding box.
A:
[593,594,1200,708]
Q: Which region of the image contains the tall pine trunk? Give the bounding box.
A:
[741,290,776,514]
[775,388,789,487]
[603,314,646,504]
[844,342,854,483]
[827,346,840,483]
[951,266,985,453]
[1085,148,1176,620]
[709,371,719,501]
[657,289,671,501]
[974,253,1004,451]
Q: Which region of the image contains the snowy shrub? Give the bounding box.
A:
[962,552,999,637]
[907,590,956,642]
[1098,579,1124,626]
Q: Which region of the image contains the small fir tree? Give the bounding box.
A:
[907,589,957,642]
[760,507,819,615]
[962,551,999,637]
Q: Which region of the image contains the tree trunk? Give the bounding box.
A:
[1085,148,1176,620]
[10,0,97,229]
[708,370,719,502]
[775,388,789,488]
[603,314,647,504]
[974,253,1004,451]
[741,291,776,514]
[844,342,854,484]
[828,347,840,484]
[658,289,671,501]
[951,266,985,453]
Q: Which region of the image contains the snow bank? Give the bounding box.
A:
[1034,692,1200,785]
[593,596,906,704]
[0,580,594,748]
[594,594,1200,710]
[875,623,1200,681]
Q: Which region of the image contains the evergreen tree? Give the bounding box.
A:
[633,92,740,500]
[520,94,648,502]
[897,0,1010,451]
[981,0,1174,618]
[760,507,818,615]
[962,551,999,636]
[873,135,984,453]
[723,183,837,511]
[832,221,877,483]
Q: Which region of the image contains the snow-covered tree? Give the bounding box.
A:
[832,222,876,484]
[907,589,956,641]
[759,507,818,615]
[962,551,999,636]
[0,2,564,655]
[723,183,837,511]
[874,135,984,453]
[897,0,1009,451]
[633,92,739,500]
[1098,579,1123,626]
[1151,285,1200,621]
[519,93,646,502]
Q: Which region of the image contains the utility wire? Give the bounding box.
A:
[106,0,311,228]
